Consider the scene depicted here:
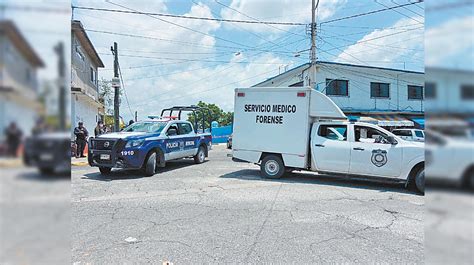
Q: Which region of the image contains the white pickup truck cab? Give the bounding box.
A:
[232,87,424,193]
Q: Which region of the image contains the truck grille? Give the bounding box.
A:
[91,139,117,150]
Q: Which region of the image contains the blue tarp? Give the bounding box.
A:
[211,124,233,144]
[412,118,425,128]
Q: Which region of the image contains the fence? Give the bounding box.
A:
[211,124,233,144]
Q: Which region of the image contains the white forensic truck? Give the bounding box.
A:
[232,87,425,193]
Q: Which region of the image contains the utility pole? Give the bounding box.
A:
[111,42,120,132]
[135,111,138,122]
[309,0,319,89]
[54,42,66,131]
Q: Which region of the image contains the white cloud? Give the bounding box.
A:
[334,16,424,69]
[220,0,346,33]
[425,16,474,67]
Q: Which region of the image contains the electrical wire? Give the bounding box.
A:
[117,61,135,119]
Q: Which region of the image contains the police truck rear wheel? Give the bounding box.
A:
[99,167,111,175]
[194,146,206,164]
[145,152,157,176]
[261,155,285,179]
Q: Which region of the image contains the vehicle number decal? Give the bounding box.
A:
[121,150,135,156]
[185,141,194,146]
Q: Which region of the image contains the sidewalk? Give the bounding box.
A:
[0,157,22,168]
[71,156,88,167]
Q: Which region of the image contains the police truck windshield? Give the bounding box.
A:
[123,121,167,133]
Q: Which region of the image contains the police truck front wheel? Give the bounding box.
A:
[261,155,285,179]
[99,167,111,175]
[194,146,206,164]
[144,152,157,176]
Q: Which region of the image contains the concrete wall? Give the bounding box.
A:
[254,63,425,113]
[425,68,474,113]
[71,33,99,98]
[71,93,100,138]
[0,94,37,141]
[0,35,39,97]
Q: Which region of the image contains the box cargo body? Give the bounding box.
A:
[232,87,345,169]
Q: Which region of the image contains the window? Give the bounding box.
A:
[326,79,348,96]
[461,84,474,100]
[425,82,436,99]
[76,46,85,61]
[90,67,96,84]
[354,126,391,144]
[289,81,303,87]
[408,85,423,100]
[178,123,193,135]
[318,125,347,141]
[370,82,390,98]
[392,130,412,137]
[414,130,424,138]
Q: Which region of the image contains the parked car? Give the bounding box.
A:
[227,134,232,149]
[232,87,425,193]
[23,132,71,174]
[392,128,425,142]
[88,106,213,176]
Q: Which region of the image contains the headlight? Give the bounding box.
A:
[125,139,145,148]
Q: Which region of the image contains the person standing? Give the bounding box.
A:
[74,121,88,158]
[94,121,106,137]
[4,122,23,157]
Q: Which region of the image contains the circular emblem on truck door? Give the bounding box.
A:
[104,141,110,148]
[371,149,387,167]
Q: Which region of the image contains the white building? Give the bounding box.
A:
[0,20,44,140]
[253,61,424,128]
[425,67,474,114]
[71,20,104,136]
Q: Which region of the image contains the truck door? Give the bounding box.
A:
[349,125,402,178]
[177,122,197,156]
[311,124,350,173]
[165,124,182,160]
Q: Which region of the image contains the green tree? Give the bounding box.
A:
[187,101,233,130]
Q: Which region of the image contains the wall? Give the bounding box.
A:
[71,33,98,99]
[71,93,100,138]
[255,63,425,113]
[0,35,39,98]
[425,68,474,113]
[0,94,37,141]
[211,125,233,144]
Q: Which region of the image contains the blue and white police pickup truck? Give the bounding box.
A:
[88,106,212,176]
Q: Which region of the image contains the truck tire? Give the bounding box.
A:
[414,168,425,194]
[261,155,285,179]
[194,146,206,164]
[99,167,111,175]
[39,167,54,175]
[144,152,157,176]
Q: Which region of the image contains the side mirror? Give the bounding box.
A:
[167,128,177,136]
[386,136,398,145]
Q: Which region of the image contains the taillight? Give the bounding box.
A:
[297,92,306,97]
[237,92,245,97]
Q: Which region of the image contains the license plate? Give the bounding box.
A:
[40,154,53,161]
[100,154,110,160]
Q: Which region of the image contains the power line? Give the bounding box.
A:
[374,0,423,24]
[320,1,423,24]
[71,5,306,26]
[213,0,306,37]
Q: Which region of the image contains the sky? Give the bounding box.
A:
[2,0,473,122]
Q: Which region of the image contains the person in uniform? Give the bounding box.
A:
[94,121,106,137]
[74,122,88,158]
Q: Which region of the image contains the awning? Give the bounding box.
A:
[411,118,425,128]
[359,114,414,127]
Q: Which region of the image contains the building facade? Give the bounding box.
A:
[253,61,425,128]
[71,20,104,136]
[0,20,44,140]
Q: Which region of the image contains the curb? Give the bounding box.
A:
[71,161,89,166]
[0,159,23,168]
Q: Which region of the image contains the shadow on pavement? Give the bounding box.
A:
[17,171,70,182]
[82,159,206,181]
[221,169,420,195]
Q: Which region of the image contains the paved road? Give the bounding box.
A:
[72,145,424,264]
[0,166,70,264]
